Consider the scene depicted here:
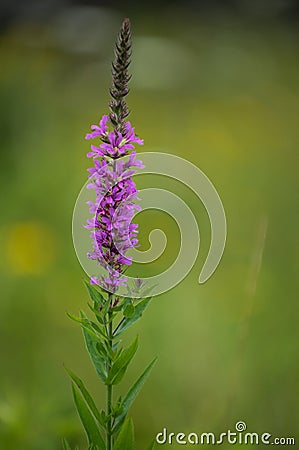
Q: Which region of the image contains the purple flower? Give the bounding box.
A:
[86,115,109,140]
[124,122,144,145]
[99,131,131,158]
[90,276,100,285]
[85,115,144,293]
[86,115,144,159]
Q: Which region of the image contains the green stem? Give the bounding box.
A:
[113,316,125,336]
[106,296,113,450]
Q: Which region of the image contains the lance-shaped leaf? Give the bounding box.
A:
[82,324,107,382]
[65,367,104,428]
[114,297,153,337]
[124,303,135,318]
[113,357,157,433]
[112,395,124,418]
[106,336,138,385]
[114,417,134,450]
[67,312,107,342]
[84,280,106,307]
[72,384,105,449]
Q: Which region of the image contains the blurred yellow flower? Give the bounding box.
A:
[5,221,56,275]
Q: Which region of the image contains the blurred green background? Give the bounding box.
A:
[0,1,298,449]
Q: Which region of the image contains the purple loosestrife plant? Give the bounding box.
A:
[65,19,156,450]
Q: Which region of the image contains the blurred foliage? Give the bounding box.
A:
[0,5,298,450]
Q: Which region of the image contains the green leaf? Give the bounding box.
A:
[124,304,135,318]
[87,303,105,326]
[82,325,107,382]
[65,367,104,428]
[123,297,133,307]
[100,410,107,424]
[72,384,105,449]
[84,280,106,307]
[114,417,134,450]
[67,311,86,324]
[79,311,103,333]
[112,396,124,418]
[102,297,112,316]
[113,366,127,385]
[67,312,106,341]
[62,438,71,450]
[113,357,157,433]
[112,340,121,351]
[114,297,152,337]
[106,336,138,385]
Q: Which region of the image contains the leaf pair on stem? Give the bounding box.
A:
[64,281,156,450]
